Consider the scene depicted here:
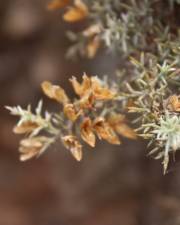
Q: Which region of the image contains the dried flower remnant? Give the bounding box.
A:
[19,136,53,161]
[107,113,137,140]
[91,76,116,100]
[86,37,101,59]
[82,24,102,38]
[70,74,116,101]
[80,117,96,147]
[62,135,82,161]
[63,103,80,121]
[83,24,102,59]
[41,81,69,105]
[70,74,91,97]
[7,74,137,163]
[166,95,180,112]
[79,92,95,109]
[47,0,88,22]
[93,117,121,145]
[63,0,88,22]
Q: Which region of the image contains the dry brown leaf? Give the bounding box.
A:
[80,117,95,147]
[41,81,69,105]
[62,135,82,161]
[63,0,88,22]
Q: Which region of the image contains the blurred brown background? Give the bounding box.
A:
[1,1,180,225]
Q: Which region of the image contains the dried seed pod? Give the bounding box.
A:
[81,117,96,147]
[19,136,50,161]
[62,135,82,161]
[93,117,121,145]
[41,81,69,105]
[107,113,137,140]
[63,103,82,121]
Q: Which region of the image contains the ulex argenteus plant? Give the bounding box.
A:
[7,0,180,174]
